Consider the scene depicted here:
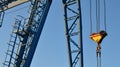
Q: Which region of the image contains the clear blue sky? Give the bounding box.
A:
[0,0,120,67]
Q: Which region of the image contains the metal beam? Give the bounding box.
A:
[62,0,84,67]
[1,0,29,11]
[0,0,29,27]
[22,0,52,66]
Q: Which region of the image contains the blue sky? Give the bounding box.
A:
[0,0,120,67]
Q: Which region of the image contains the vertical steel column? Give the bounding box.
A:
[62,0,84,67]
[77,0,84,67]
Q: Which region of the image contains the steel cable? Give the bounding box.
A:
[96,0,98,32]
[104,0,107,31]
[90,0,92,34]
[96,48,101,67]
[98,0,100,32]
[96,0,100,32]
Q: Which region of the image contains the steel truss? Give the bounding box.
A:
[2,0,52,67]
[2,15,26,67]
[62,0,84,67]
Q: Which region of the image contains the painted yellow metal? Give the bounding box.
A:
[90,30,107,44]
[90,33,102,44]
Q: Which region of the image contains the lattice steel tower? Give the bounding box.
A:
[62,0,84,67]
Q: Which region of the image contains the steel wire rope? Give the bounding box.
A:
[96,0,98,32]
[90,0,107,67]
[98,0,100,32]
[99,52,101,67]
[90,0,92,34]
[104,0,107,31]
[97,54,98,67]
[96,47,101,67]
[96,0,100,33]
[96,54,101,67]
[96,0,101,67]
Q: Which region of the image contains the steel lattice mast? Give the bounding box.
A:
[62,0,84,67]
[2,0,52,67]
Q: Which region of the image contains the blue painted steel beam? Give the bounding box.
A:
[22,0,52,67]
[62,1,72,67]
[13,0,52,67]
[0,0,16,27]
[77,0,84,67]
[0,0,29,27]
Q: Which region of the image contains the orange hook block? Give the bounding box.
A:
[90,30,107,44]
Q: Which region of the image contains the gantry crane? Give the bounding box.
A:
[0,0,84,67]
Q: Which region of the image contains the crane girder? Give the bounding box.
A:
[0,0,29,27]
[0,0,29,11]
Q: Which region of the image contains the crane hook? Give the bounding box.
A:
[90,30,107,67]
[90,30,107,44]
